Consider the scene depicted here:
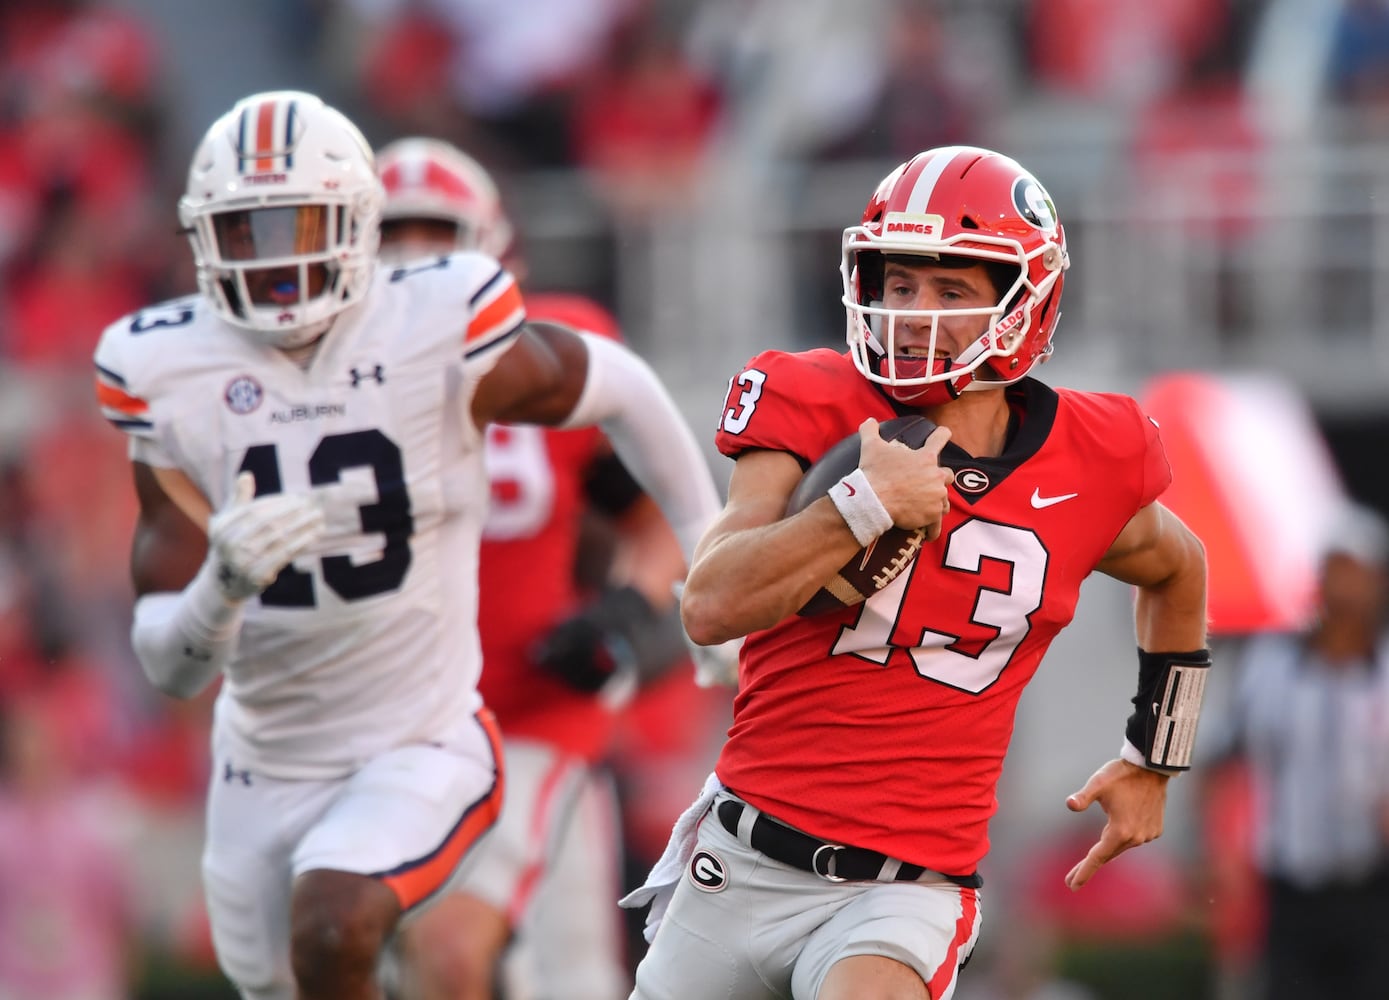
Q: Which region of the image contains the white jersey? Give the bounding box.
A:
[95,252,526,779]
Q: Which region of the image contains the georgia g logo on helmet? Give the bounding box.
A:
[1012,175,1058,233]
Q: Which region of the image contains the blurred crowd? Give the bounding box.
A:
[5,1,1389,998]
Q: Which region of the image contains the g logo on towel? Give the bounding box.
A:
[690,850,728,892]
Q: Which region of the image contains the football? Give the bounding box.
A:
[786,415,939,617]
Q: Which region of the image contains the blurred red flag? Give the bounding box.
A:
[1140,372,1343,635]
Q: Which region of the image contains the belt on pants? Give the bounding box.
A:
[715,799,982,888]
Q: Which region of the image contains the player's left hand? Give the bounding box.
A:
[1062,757,1170,891]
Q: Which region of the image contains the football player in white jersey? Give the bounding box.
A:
[92,91,723,1000]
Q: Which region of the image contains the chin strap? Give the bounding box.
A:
[881,369,966,406]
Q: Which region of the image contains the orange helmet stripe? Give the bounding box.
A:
[254,99,276,173]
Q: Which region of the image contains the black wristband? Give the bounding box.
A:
[1125,647,1212,771]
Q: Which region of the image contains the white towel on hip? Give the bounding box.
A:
[618,771,722,943]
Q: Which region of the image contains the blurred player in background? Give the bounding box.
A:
[93,91,724,1000]
[1201,501,1389,1000]
[624,145,1210,1000]
[376,136,733,1000]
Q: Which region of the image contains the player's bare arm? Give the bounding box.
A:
[1097,501,1209,652]
[1094,499,1205,647]
[682,419,952,644]
[132,462,212,596]
[682,448,855,642]
[470,320,589,428]
[1065,501,1209,891]
[607,494,688,613]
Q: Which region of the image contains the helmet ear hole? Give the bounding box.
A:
[855,251,885,303]
[981,261,1020,308]
[218,277,244,318]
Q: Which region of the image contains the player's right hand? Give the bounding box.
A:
[855,418,954,537]
[207,471,326,601]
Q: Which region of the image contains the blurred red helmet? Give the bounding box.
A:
[842,145,1069,406]
[377,137,514,260]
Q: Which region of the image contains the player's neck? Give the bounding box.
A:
[277,321,333,369]
[923,390,1011,458]
[281,340,322,369]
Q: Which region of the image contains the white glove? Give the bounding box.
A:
[671,580,741,688]
[688,635,742,688]
[207,471,326,601]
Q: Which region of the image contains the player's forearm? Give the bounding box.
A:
[130,560,244,698]
[682,500,863,643]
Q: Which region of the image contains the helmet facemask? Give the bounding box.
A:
[378,215,476,265]
[184,197,375,348]
[844,242,1045,406]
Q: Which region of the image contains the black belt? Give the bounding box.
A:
[716,799,981,887]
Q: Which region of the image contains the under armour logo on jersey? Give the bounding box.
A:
[689,850,728,892]
[350,365,385,387]
[223,762,253,786]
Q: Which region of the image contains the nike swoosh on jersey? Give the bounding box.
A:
[1030,488,1079,509]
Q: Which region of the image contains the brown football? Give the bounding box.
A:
[785,415,939,617]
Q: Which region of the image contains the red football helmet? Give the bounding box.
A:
[376,137,514,262]
[841,145,1069,406]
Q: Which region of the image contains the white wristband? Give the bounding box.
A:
[1120,740,1182,777]
[130,559,245,699]
[827,468,893,547]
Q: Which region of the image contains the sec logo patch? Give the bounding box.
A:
[689,850,728,892]
[225,375,264,415]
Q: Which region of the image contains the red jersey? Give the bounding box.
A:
[475,293,621,761]
[713,349,1171,876]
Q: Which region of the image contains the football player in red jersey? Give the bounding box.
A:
[623,145,1210,1000]
[376,137,733,1000]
